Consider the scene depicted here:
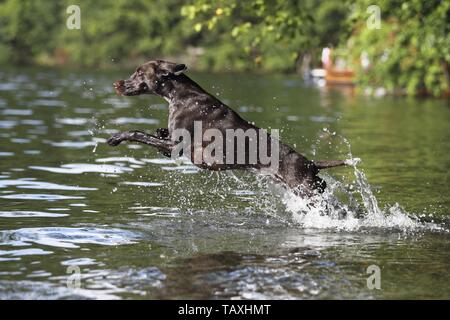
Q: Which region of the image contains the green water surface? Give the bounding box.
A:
[0,68,449,299]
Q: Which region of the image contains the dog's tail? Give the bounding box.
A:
[314,158,360,170]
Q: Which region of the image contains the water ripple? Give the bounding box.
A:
[96,157,145,165]
[111,117,159,125]
[0,227,139,249]
[1,109,33,116]
[0,211,68,218]
[0,152,14,157]
[120,182,163,187]
[29,99,66,108]
[56,118,91,125]
[0,120,17,129]
[0,179,96,191]
[30,163,133,174]
[0,248,53,257]
[45,140,98,149]
[0,194,84,201]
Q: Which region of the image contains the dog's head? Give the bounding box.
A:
[114,60,187,96]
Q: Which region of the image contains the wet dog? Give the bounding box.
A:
[107,60,348,197]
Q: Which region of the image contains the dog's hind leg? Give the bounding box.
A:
[107,130,174,157]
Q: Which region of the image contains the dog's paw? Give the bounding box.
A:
[155,128,169,139]
[106,134,123,146]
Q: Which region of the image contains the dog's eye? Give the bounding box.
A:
[138,71,144,77]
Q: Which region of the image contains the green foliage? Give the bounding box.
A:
[181,0,349,71]
[0,0,197,67]
[58,0,197,67]
[0,0,448,96]
[0,0,62,64]
[346,0,450,96]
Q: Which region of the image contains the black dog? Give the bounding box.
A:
[107,60,348,197]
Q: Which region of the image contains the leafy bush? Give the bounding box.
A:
[0,0,448,96]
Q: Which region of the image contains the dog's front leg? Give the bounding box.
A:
[155,128,169,139]
[107,130,174,157]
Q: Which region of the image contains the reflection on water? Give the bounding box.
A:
[0,67,449,299]
[0,211,68,218]
[0,178,96,191]
[0,227,139,249]
[30,163,134,174]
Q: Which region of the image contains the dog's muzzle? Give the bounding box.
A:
[114,80,126,95]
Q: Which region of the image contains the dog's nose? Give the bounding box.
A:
[114,80,125,88]
[114,80,125,95]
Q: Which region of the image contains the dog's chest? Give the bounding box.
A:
[168,103,193,134]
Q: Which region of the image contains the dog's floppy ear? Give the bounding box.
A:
[172,63,187,75]
[158,61,187,76]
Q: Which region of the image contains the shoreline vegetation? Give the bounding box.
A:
[0,0,448,97]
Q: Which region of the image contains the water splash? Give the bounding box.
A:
[92,141,98,153]
[278,130,447,232]
[282,159,445,232]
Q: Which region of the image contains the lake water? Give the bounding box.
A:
[0,67,449,299]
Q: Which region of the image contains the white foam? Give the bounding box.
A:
[281,162,446,233]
